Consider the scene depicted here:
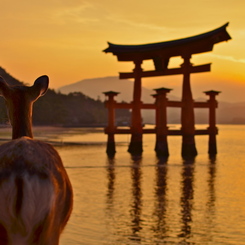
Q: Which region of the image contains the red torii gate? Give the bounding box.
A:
[103,23,231,157]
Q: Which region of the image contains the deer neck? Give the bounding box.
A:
[11,103,33,139]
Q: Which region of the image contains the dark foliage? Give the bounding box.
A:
[0,67,131,126]
[33,90,109,126]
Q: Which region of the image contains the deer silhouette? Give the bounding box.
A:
[0,76,73,245]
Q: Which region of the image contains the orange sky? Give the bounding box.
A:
[0,0,245,101]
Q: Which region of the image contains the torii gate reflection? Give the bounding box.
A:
[105,155,217,243]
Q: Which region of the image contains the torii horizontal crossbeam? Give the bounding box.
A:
[119,63,211,79]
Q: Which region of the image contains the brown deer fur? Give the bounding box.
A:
[0,76,73,245]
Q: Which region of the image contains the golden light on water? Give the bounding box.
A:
[12,125,238,244]
[0,125,243,244]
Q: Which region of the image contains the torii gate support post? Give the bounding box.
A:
[128,60,143,155]
[181,55,198,158]
[104,91,119,156]
[153,88,172,157]
[204,90,220,155]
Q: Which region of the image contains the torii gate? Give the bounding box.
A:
[103,23,231,157]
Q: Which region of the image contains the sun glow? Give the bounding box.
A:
[0,0,244,102]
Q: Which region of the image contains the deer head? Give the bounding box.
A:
[0,75,49,139]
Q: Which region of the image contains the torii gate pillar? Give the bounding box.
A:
[205,90,220,155]
[181,55,197,158]
[128,60,143,154]
[154,87,172,157]
[104,91,119,156]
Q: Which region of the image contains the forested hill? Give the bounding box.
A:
[33,90,108,126]
[0,67,130,126]
[0,67,23,86]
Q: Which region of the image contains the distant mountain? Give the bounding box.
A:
[57,76,180,123]
[59,76,151,103]
[58,76,181,102]
[1,68,245,125]
[217,101,245,124]
[58,76,245,124]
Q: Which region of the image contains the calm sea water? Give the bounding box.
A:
[1,125,244,244]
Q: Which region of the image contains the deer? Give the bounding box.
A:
[0,75,73,245]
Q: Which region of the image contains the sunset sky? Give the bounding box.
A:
[1,0,245,101]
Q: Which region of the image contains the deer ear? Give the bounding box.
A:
[33,75,49,97]
[0,76,10,98]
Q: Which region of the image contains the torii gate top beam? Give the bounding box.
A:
[103,23,231,62]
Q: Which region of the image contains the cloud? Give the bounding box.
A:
[107,17,169,32]
[53,2,100,24]
[106,14,184,36]
[209,54,245,64]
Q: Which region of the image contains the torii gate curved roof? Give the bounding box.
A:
[103,23,231,61]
